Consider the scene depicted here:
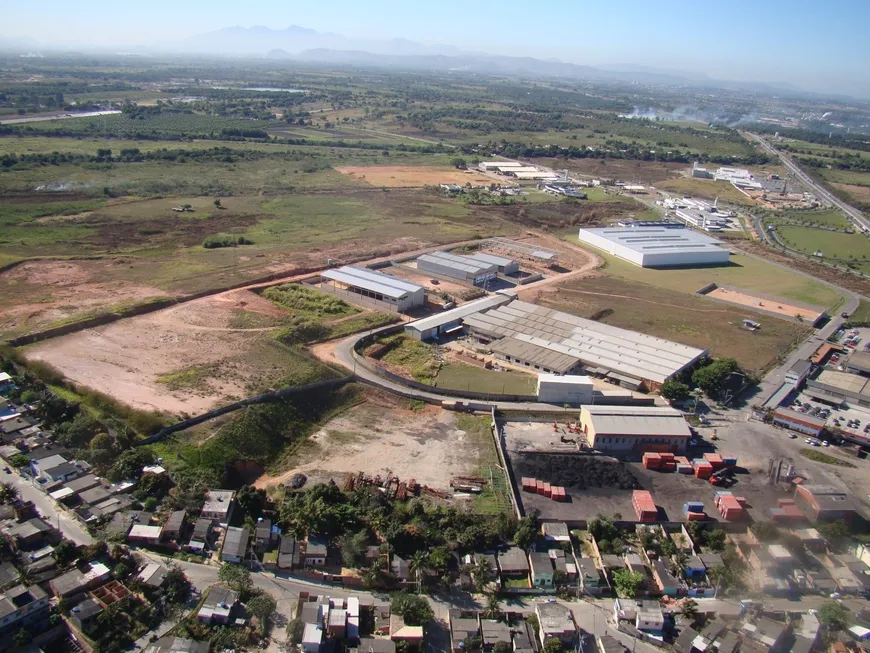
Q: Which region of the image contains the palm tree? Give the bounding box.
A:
[0,482,19,505]
[483,591,502,620]
[409,551,428,591]
[681,599,699,621]
[471,557,492,593]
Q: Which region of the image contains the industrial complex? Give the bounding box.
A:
[578,405,693,453]
[319,265,427,312]
[576,227,731,268]
[417,251,500,286]
[405,297,707,390]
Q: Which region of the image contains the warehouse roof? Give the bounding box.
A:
[500,166,539,173]
[583,406,692,437]
[463,299,706,383]
[538,373,592,387]
[481,161,522,167]
[847,350,870,373]
[418,251,497,275]
[814,369,870,394]
[321,266,424,300]
[469,252,517,268]
[513,171,559,179]
[772,407,826,428]
[406,294,512,333]
[489,337,580,374]
[579,227,728,255]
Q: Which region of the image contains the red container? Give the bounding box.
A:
[695,465,712,479]
[661,462,676,471]
[536,480,545,495]
[686,511,706,521]
[735,497,747,506]
[522,477,536,492]
[660,453,675,461]
[543,483,552,498]
[777,498,795,507]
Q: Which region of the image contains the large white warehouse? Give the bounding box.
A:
[577,227,730,268]
[319,265,426,312]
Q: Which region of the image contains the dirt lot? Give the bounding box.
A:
[0,260,175,339]
[23,288,329,415]
[254,396,481,490]
[519,273,812,374]
[706,287,824,322]
[532,158,687,185]
[383,263,472,295]
[336,166,494,187]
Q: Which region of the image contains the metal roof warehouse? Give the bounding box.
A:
[404,294,513,341]
[416,251,499,285]
[320,265,426,311]
[462,299,706,387]
[577,227,730,268]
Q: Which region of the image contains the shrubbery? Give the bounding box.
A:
[203,233,253,249]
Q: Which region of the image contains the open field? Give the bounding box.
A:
[706,287,824,322]
[252,394,483,490]
[775,225,870,272]
[533,158,687,185]
[22,288,341,415]
[336,165,494,187]
[657,177,759,205]
[565,236,843,309]
[434,362,536,395]
[523,274,812,373]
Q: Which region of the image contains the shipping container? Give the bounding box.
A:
[522,477,536,492]
[677,464,694,474]
[536,480,545,495]
[686,511,706,521]
[723,457,737,466]
[776,498,795,507]
[543,483,552,498]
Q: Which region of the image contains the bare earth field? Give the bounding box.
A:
[23,289,325,415]
[533,158,687,185]
[254,398,480,490]
[336,165,493,187]
[832,182,870,204]
[706,287,824,322]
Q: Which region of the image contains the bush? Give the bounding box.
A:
[203,233,253,249]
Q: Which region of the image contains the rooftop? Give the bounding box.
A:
[469,252,517,268]
[536,601,575,634]
[464,299,706,383]
[405,294,512,333]
[812,370,870,396]
[64,474,101,494]
[321,265,424,300]
[490,337,580,374]
[578,227,728,256]
[418,250,497,276]
[129,524,163,540]
[222,527,250,558]
[583,405,692,437]
[143,636,209,653]
[202,490,235,516]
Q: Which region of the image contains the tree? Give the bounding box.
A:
[56,412,102,449]
[681,599,699,620]
[660,538,678,557]
[108,448,155,482]
[542,638,564,653]
[692,359,739,396]
[338,530,369,568]
[471,557,493,593]
[818,601,848,631]
[237,485,267,520]
[391,592,434,627]
[248,593,277,636]
[10,453,30,468]
[703,529,727,552]
[451,157,468,170]
[218,564,253,596]
[514,512,540,550]
[611,568,644,598]
[750,521,780,543]
[483,591,502,620]
[12,627,33,646]
[53,540,78,566]
[409,551,428,589]
[286,617,304,644]
[493,642,512,653]
[214,198,222,208]
[817,520,849,552]
[163,564,192,605]
[661,379,690,402]
[0,482,19,505]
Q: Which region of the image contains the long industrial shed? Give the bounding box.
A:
[320,265,426,311]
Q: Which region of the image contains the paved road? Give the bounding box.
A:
[1,468,94,545]
[747,132,870,232]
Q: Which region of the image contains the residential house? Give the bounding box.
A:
[29,453,66,479]
[0,583,49,634]
[128,524,163,545]
[136,562,168,589]
[0,416,35,442]
[391,554,412,586]
[161,510,187,543]
[0,562,19,590]
[201,490,236,526]
[143,636,209,653]
[42,460,87,484]
[577,558,604,595]
[198,587,239,624]
[684,555,707,580]
[542,522,570,543]
[674,627,701,653]
[78,485,112,506]
[535,602,575,646]
[473,553,499,582]
[741,617,790,653]
[497,547,530,580]
[69,597,104,630]
[482,619,512,650]
[6,517,60,550]
[328,607,347,638]
[303,535,328,567]
[302,622,324,653]
[105,510,152,539]
[613,599,664,632]
[278,535,299,570]
[62,474,102,496]
[254,519,278,554]
[652,560,681,596]
[390,612,423,644]
[598,635,628,653]
[449,610,480,653]
[0,372,13,393]
[698,553,724,571]
[220,527,250,564]
[512,622,538,653]
[300,601,325,627]
[50,562,111,599]
[187,518,213,553]
[352,638,396,653]
[529,552,554,589]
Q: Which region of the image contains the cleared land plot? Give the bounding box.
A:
[568,237,843,309]
[706,287,824,322]
[434,362,536,395]
[771,208,853,230]
[657,178,758,206]
[23,289,339,415]
[336,165,494,187]
[533,158,687,185]
[775,225,870,272]
[252,397,484,490]
[525,274,813,373]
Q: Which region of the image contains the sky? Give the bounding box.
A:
[4,0,869,97]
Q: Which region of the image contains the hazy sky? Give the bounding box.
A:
[5,0,869,97]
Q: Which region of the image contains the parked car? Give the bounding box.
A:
[842,312,850,318]
[806,438,814,444]
[789,433,798,439]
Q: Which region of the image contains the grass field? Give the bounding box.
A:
[434,362,536,395]
[533,274,812,373]
[568,236,843,309]
[455,414,512,515]
[772,208,853,230]
[848,300,870,324]
[800,448,856,467]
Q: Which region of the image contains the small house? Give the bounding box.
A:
[200,490,236,526]
[220,527,250,564]
[303,535,328,567]
[278,535,298,570]
[529,552,554,589]
[69,597,104,630]
[161,510,188,543]
[254,519,278,554]
[535,602,575,645]
[198,587,239,624]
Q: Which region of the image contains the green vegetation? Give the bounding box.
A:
[611,568,644,598]
[203,233,253,249]
[156,365,215,391]
[799,448,856,467]
[845,299,870,326]
[263,284,360,318]
[434,363,536,395]
[455,414,512,515]
[377,334,439,384]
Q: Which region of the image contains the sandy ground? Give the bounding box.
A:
[386,263,472,295]
[24,289,289,415]
[0,260,173,337]
[707,287,824,321]
[336,165,493,187]
[254,398,479,490]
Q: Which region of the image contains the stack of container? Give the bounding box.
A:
[704,453,724,470]
[551,487,567,502]
[693,460,713,479]
[521,478,536,493]
[536,480,545,495]
[735,497,748,507]
[633,490,658,522]
[713,490,733,507]
[643,452,661,470]
[542,483,552,498]
[683,501,704,517]
[686,511,707,521]
[717,494,746,521]
[770,498,805,522]
[660,452,676,472]
[675,456,694,474]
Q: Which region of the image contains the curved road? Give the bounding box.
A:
[746,131,870,231]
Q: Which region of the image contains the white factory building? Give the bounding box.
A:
[479,161,523,172]
[663,197,735,233]
[417,251,499,286]
[577,227,730,268]
[536,374,594,405]
[714,167,763,191]
[319,265,426,312]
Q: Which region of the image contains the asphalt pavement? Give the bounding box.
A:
[1,467,93,545]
